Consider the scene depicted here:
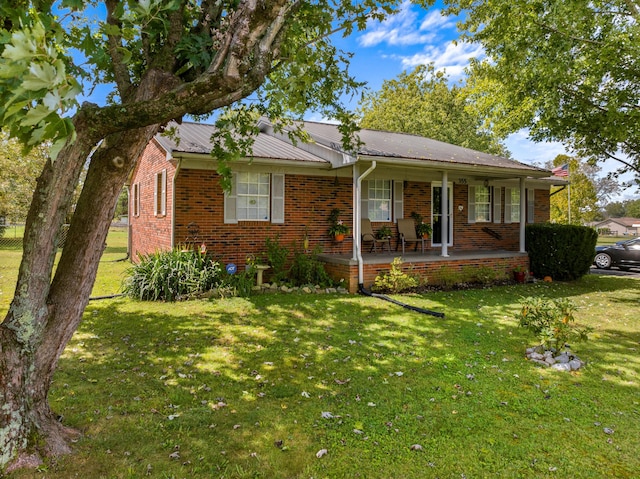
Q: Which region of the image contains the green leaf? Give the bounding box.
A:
[23,63,58,91]
[21,104,54,127]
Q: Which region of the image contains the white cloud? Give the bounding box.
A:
[399,41,484,80]
[358,2,452,47]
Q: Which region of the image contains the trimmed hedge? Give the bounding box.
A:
[526,224,598,281]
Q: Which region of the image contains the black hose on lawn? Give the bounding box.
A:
[358,284,445,318]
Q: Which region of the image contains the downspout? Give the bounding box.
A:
[355,161,445,318]
[171,157,182,249]
[519,177,526,253]
[356,161,377,287]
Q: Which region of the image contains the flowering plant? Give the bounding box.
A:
[328,208,349,235]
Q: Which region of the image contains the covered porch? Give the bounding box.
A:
[319,249,530,293]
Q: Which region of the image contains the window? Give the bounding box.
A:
[132,183,140,217]
[224,172,285,224]
[236,172,270,220]
[368,179,392,221]
[154,169,166,216]
[468,185,491,222]
[506,188,520,223]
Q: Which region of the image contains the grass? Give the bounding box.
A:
[1,231,639,478]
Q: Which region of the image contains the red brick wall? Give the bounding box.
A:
[130,151,551,279]
[129,140,174,258]
[173,170,355,269]
[326,256,531,293]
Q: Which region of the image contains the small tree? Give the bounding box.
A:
[516,297,591,351]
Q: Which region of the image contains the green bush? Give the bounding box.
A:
[516,296,591,350]
[288,247,334,287]
[526,224,597,280]
[217,267,256,298]
[372,257,418,293]
[123,248,221,301]
[264,234,290,282]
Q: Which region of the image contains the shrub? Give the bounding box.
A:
[372,257,418,293]
[264,234,290,282]
[526,224,597,280]
[123,248,221,301]
[217,267,256,298]
[288,247,334,287]
[462,265,503,285]
[436,265,462,289]
[516,296,591,350]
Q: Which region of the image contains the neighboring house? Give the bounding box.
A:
[592,217,640,236]
[128,119,561,292]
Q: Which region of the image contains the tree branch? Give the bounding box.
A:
[105,0,133,99]
[534,20,602,45]
[603,149,640,174]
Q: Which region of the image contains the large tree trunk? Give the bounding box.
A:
[0,1,294,469]
[0,118,160,471]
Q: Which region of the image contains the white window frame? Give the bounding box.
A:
[236,171,271,221]
[154,169,167,216]
[368,179,392,222]
[224,172,285,224]
[468,185,491,223]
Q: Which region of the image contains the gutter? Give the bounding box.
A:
[550,185,567,196]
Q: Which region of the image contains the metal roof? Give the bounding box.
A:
[299,120,549,174]
[155,121,329,164]
[155,119,551,177]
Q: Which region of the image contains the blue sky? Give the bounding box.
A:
[323,1,568,168]
[76,1,633,199]
[328,1,638,200]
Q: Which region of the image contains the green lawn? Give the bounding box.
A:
[1,232,639,478]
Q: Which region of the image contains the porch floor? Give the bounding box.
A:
[318,248,528,266]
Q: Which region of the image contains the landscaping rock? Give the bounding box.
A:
[525,348,585,372]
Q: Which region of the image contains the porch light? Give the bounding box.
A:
[458,204,464,212]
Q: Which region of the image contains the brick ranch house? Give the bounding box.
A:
[128,118,564,293]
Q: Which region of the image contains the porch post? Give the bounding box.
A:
[352,164,358,261]
[441,171,449,257]
[519,177,526,253]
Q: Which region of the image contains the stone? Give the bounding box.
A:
[302,287,312,294]
[529,352,545,361]
[545,357,556,365]
[326,288,337,293]
[569,359,583,371]
[554,353,571,364]
[552,363,571,372]
[280,285,289,292]
[531,359,550,367]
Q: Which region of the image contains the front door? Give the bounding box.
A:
[432,182,453,246]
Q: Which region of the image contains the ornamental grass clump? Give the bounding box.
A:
[123,248,221,301]
[516,296,591,351]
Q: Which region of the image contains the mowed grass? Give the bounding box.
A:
[1,231,639,478]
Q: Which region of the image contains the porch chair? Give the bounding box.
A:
[361,218,391,253]
[396,218,424,255]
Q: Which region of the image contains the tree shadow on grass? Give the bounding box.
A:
[43,288,640,479]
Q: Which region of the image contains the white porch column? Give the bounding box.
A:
[519,177,526,253]
[441,171,449,257]
[352,164,359,261]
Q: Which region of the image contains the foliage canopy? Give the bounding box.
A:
[447,0,640,185]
